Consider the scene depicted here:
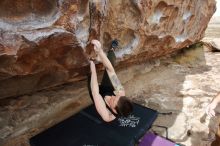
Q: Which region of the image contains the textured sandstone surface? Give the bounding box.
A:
[1,43,220,146]
[0,0,216,99]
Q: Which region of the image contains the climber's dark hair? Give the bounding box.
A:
[115,96,133,117]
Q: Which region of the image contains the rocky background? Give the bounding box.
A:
[0,0,219,146]
[1,37,220,146]
[0,0,216,99]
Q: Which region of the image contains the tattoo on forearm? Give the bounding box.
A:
[110,75,124,91]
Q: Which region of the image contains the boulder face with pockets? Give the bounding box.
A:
[0,0,216,99]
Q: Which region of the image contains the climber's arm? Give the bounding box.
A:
[90,61,116,122]
[91,40,125,96]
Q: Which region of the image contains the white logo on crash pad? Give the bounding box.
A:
[118,115,140,128]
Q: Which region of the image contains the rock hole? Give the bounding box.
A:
[115,29,139,58]
[0,0,58,22]
[0,0,60,31]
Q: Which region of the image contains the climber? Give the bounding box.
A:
[206,93,220,117]
[88,39,133,122]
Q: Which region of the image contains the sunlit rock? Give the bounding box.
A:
[0,0,216,99]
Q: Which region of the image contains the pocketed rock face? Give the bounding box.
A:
[0,0,216,99]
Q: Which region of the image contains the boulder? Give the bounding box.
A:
[0,0,216,99]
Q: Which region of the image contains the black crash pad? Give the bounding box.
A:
[30,103,158,146]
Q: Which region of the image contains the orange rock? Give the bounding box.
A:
[0,0,216,99]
